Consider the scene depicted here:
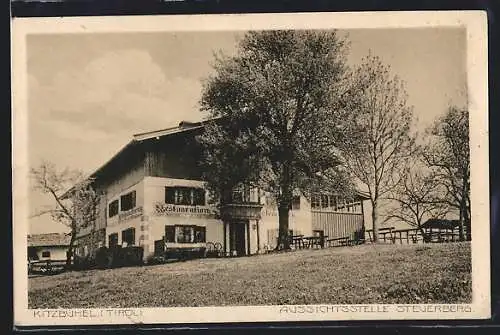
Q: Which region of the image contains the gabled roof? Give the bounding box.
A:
[27,233,71,247]
[62,118,218,198]
[132,120,205,142]
[422,219,462,230]
[90,118,218,180]
[354,190,370,200]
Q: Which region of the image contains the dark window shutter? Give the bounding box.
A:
[131,191,136,208]
[165,187,175,204]
[195,226,206,243]
[193,188,206,206]
[130,228,135,245]
[165,225,175,243]
[109,200,119,217]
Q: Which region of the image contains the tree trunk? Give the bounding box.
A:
[371,201,379,243]
[417,221,428,243]
[276,163,293,251]
[66,233,76,268]
[277,204,291,250]
[464,202,471,241]
[458,205,465,242]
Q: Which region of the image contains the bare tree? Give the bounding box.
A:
[31,161,100,266]
[386,164,448,239]
[422,106,470,241]
[339,54,415,242]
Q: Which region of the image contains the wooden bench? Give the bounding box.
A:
[326,236,350,247]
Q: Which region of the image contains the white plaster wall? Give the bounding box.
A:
[105,216,144,247]
[35,247,67,261]
[145,215,223,254]
[258,194,313,250]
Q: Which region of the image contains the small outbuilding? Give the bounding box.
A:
[27,233,71,262]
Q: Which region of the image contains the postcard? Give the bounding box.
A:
[11,11,490,326]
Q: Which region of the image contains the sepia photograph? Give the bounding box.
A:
[11,11,489,325]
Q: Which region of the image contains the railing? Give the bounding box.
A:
[365,227,463,244]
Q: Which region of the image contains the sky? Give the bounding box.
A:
[26,28,467,234]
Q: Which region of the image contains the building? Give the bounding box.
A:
[27,233,70,262]
[72,120,370,261]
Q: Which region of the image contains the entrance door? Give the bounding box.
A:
[230,221,246,256]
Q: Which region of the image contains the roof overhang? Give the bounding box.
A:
[62,118,221,198]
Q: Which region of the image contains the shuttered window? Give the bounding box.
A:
[121,228,135,246]
[165,225,206,243]
[165,226,176,243]
[165,187,206,206]
[108,233,118,248]
[194,226,206,243]
[120,191,136,212]
[108,200,119,217]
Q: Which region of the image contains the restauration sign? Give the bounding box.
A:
[153,203,216,217]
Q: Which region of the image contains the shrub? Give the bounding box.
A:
[72,254,96,271]
[145,255,167,265]
[95,247,113,269]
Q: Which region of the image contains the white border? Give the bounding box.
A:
[11,11,490,326]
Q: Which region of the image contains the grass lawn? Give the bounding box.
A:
[28,242,471,308]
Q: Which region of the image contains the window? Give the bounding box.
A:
[176,226,194,243]
[108,233,118,248]
[120,191,136,212]
[311,195,321,209]
[165,225,176,243]
[108,200,119,218]
[265,196,276,207]
[194,226,206,243]
[313,230,324,238]
[165,225,206,243]
[291,196,301,210]
[41,251,50,258]
[231,185,256,203]
[193,189,206,206]
[331,196,338,211]
[121,228,135,246]
[321,195,330,208]
[232,189,244,203]
[177,188,191,205]
[165,188,176,204]
[165,187,206,206]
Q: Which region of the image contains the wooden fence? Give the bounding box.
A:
[365,227,462,244]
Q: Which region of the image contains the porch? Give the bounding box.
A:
[220,202,263,257]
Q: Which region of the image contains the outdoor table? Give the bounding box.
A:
[302,235,328,249]
[291,235,305,249]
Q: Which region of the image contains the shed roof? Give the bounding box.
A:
[27,233,71,247]
[421,219,461,230]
